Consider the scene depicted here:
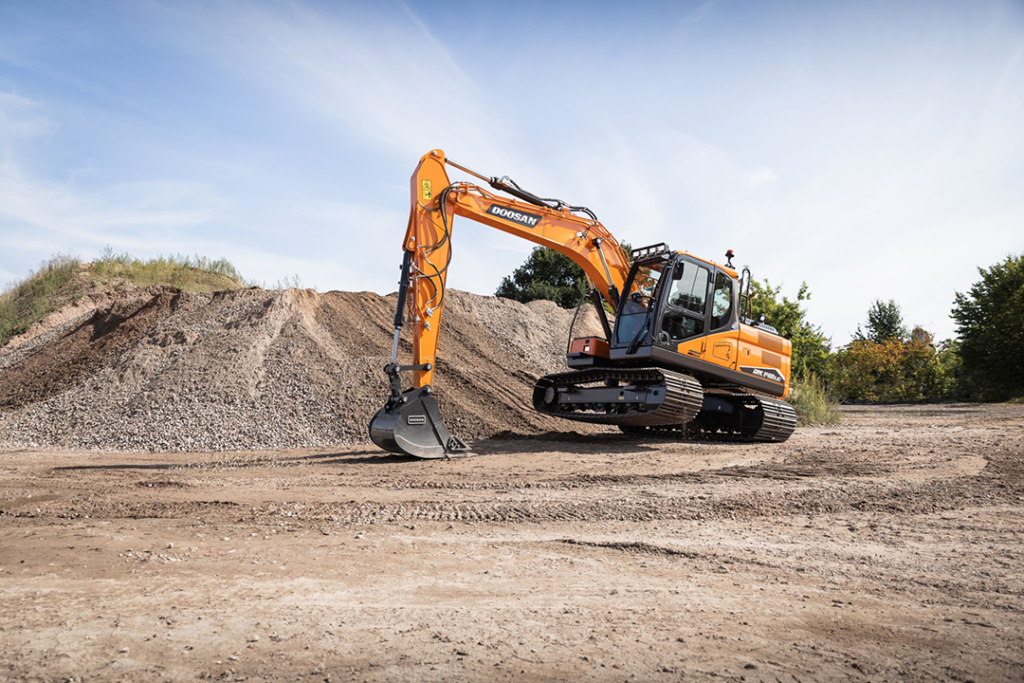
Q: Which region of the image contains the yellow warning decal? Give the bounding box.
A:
[421,179,432,202]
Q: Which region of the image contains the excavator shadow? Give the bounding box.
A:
[476,431,762,453]
[279,450,422,465]
[53,449,416,471]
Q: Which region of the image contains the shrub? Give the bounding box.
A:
[788,367,842,425]
[829,337,957,402]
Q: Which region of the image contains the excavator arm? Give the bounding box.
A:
[370,149,631,458]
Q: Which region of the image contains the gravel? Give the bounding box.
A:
[0,286,605,452]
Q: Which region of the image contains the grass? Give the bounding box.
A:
[0,254,83,347]
[789,368,843,425]
[93,247,247,292]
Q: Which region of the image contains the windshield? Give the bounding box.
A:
[613,263,663,346]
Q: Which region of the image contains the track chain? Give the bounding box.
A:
[623,393,798,443]
[748,395,798,442]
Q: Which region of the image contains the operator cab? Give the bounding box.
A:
[608,244,738,359]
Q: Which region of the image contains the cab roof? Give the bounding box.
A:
[677,251,739,279]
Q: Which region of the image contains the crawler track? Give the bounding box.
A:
[533,368,704,428]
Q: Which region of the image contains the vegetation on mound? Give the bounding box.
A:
[0,255,82,347]
[1,249,248,348]
[93,248,246,292]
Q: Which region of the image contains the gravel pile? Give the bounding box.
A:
[0,285,604,452]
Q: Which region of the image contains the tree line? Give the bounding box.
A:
[496,247,1024,403]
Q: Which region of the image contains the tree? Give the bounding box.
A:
[495,242,631,310]
[495,247,590,309]
[855,299,907,343]
[747,278,832,378]
[951,253,1024,400]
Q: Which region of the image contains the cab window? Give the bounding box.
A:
[668,262,709,314]
[711,272,733,329]
[661,261,709,342]
[661,310,704,341]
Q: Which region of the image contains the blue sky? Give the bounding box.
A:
[1,0,1022,343]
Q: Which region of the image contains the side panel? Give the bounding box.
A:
[736,324,791,397]
[696,328,740,372]
[674,335,707,361]
[569,336,611,358]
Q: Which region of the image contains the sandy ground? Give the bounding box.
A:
[2,404,1023,682]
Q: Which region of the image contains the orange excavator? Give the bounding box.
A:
[369,150,797,458]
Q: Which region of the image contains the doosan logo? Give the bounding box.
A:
[486,204,542,228]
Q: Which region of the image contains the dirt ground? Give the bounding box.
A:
[2,404,1023,682]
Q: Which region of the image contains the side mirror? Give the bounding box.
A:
[672,263,685,281]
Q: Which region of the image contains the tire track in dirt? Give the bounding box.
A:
[14,465,1021,525]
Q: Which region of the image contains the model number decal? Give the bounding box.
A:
[739,366,785,384]
[486,204,541,228]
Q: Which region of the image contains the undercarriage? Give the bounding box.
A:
[533,367,797,443]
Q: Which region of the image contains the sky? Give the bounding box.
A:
[1,0,1022,344]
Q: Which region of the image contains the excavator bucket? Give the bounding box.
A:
[369,385,469,459]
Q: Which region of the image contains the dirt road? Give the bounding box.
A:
[2,404,1023,681]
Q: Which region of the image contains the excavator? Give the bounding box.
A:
[369,150,797,458]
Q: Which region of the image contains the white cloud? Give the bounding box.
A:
[744,168,779,188]
[0,174,219,243]
[0,92,54,144]
[147,1,512,165]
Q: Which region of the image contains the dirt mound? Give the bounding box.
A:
[0,286,605,451]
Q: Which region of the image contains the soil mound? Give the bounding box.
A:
[0,286,605,451]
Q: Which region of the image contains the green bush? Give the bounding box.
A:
[496,242,631,310]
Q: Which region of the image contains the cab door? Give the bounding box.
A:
[704,269,740,372]
[656,259,711,360]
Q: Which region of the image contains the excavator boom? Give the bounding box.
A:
[369,150,631,458]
